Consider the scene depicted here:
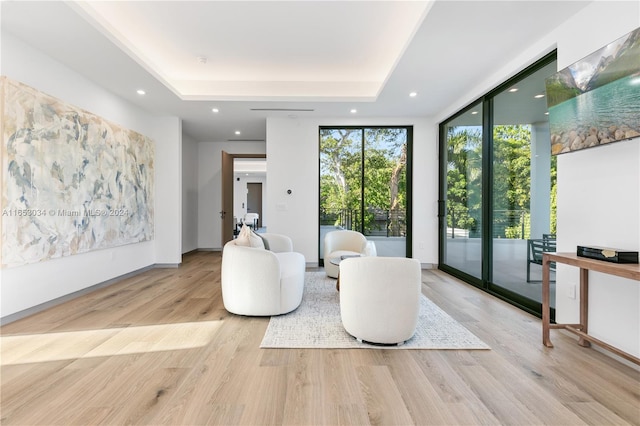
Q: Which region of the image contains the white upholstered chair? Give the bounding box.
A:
[221,233,305,316]
[323,230,376,278]
[244,212,259,229]
[339,256,421,345]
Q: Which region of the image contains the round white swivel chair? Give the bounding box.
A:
[221,233,305,316]
[323,230,376,278]
[339,256,421,345]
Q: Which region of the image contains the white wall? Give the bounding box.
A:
[197,141,266,249]
[182,133,199,253]
[434,1,640,359]
[552,1,639,359]
[266,116,438,266]
[151,116,182,265]
[558,140,639,355]
[198,117,438,264]
[0,33,182,319]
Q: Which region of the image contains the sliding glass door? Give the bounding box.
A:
[320,126,412,262]
[491,60,558,306]
[441,103,483,281]
[439,53,557,317]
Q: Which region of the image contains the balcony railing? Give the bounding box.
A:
[448,207,529,239]
[320,207,406,237]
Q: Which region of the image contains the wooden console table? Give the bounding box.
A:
[542,252,640,365]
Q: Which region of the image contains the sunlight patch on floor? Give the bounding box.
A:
[0,321,223,365]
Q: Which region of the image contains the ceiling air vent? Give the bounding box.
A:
[249,108,315,112]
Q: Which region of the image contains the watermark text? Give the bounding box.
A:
[2,208,130,217]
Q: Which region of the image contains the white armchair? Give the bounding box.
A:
[323,230,376,278]
[339,256,421,345]
[244,212,259,229]
[259,233,293,252]
[221,233,305,316]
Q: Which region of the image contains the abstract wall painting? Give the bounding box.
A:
[1,77,155,268]
[545,27,640,155]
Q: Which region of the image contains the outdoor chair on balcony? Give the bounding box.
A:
[527,234,556,283]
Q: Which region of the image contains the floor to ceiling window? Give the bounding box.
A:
[319,126,412,263]
[440,102,483,281]
[439,52,557,317]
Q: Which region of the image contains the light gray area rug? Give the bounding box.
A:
[260,271,490,350]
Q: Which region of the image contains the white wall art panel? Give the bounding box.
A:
[1,77,155,268]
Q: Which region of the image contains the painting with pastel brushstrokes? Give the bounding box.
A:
[0,77,154,268]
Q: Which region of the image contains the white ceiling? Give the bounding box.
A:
[72,1,430,100]
[1,1,592,143]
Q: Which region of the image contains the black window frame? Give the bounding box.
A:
[438,51,557,319]
[319,125,413,264]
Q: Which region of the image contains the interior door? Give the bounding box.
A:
[247,183,263,228]
[221,150,234,246]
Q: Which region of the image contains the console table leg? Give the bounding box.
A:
[578,268,591,347]
[542,256,553,347]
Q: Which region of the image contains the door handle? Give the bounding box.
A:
[220,211,226,219]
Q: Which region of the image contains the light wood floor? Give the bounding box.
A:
[1,251,638,425]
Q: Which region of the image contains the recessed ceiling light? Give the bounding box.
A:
[509,88,519,93]
[235,131,241,135]
[136,89,146,95]
[471,111,478,115]
[534,94,545,99]
[409,92,418,97]
[212,108,219,113]
[350,109,357,113]
[545,112,549,115]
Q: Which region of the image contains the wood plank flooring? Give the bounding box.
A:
[1,251,638,425]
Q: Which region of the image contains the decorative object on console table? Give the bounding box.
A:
[577,245,638,264]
